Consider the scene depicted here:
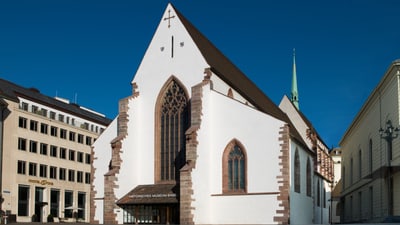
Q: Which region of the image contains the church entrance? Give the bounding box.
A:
[120,204,178,224]
[117,184,179,224]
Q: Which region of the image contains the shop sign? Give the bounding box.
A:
[28,179,54,186]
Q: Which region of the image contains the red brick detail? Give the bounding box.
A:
[274,124,290,225]
[180,78,209,225]
[90,92,136,224]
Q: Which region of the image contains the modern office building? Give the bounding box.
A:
[0,78,112,222]
[340,60,400,223]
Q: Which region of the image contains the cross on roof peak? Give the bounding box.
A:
[164,9,175,28]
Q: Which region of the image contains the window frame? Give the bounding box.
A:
[222,139,247,194]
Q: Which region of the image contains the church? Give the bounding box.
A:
[91,3,333,224]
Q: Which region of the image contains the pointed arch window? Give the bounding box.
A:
[306,157,312,196]
[223,139,247,193]
[155,78,189,183]
[294,148,300,193]
[369,139,373,174]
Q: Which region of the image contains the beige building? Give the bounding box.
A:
[340,60,400,223]
[0,78,111,222]
[330,148,342,224]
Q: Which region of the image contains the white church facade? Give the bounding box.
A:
[91,4,333,224]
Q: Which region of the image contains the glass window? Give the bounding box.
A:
[18,117,27,128]
[40,143,48,155]
[50,145,58,157]
[64,190,73,218]
[228,145,245,191]
[60,148,66,159]
[39,164,47,178]
[59,168,66,180]
[18,185,30,216]
[77,171,83,183]
[17,160,26,174]
[29,162,37,176]
[223,140,247,193]
[85,172,91,184]
[50,166,57,179]
[21,102,29,111]
[158,79,189,181]
[77,134,84,144]
[18,138,27,151]
[85,154,91,164]
[31,105,38,114]
[77,192,86,220]
[29,140,37,153]
[68,169,75,182]
[40,123,48,134]
[69,131,75,142]
[41,108,48,117]
[294,149,301,193]
[77,152,83,163]
[30,120,38,131]
[50,111,56,120]
[369,139,373,173]
[50,189,60,217]
[69,150,75,161]
[60,129,67,139]
[307,158,312,197]
[85,136,92,146]
[58,114,64,123]
[50,126,58,137]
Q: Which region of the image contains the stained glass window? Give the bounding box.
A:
[228,145,245,191]
[294,149,300,193]
[159,80,189,181]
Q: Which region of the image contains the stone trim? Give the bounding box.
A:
[180,79,209,225]
[274,124,290,224]
[222,138,248,194]
[91,90,137,224]
[90,145,99,224]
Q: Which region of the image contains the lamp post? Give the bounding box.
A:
[379,119,399,218]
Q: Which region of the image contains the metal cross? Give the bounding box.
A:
[164,10,175,28]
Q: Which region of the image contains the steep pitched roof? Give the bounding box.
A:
[0,78,112,125]
[282,94,329,149]
[173,4,288,122]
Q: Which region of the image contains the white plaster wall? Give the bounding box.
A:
[191,87,285,224]
[313,177,331,224]
[279,95,312,149]
[92,117,118,223]
[211,75,255,108]
[290,140,314,224]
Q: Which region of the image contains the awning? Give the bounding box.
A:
[116,184,178,205]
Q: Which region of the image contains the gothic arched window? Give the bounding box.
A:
[155,77,189,183]
[223,139,247,193]
[294,148,300,193]
[306,157,312,196]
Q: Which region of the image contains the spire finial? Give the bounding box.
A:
[291,48,299,110]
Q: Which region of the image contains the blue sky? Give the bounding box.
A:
[1,1,400,147]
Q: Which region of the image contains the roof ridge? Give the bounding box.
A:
[172,5,288,122]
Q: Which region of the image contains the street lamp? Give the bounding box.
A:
[379,119,399,218]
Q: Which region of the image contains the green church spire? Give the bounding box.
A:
[291,48,299,110]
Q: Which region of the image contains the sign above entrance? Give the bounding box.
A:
[28,179,54,186]
[129,193,176,198]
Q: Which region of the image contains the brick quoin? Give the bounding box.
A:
[274,124,290,225]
